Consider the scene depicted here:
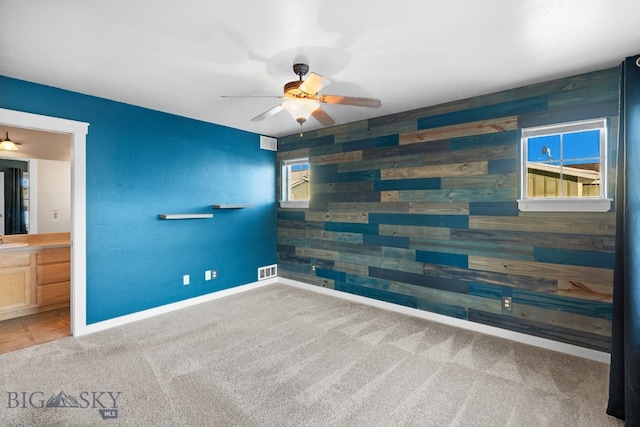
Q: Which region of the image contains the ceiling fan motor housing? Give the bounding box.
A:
[293,63,309,77]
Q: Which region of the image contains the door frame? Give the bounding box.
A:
[0,108,88,336]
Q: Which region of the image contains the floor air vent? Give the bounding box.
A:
[260,135,277,151]
[258,264,277,280]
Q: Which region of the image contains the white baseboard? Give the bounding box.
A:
[74,278,278,336]
[278,278,611,364]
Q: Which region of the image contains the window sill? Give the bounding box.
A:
[279,200,309,209]
[517,198,612,212]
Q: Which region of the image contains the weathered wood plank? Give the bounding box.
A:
[512,288,612,320]
[441,173,517,190]
[422,264,557,292]
[450,228,615,252]
[336,281,418,309]
[416,250,469,268]
[312,150,363,166]
[324,222,379,235]
[312,191,381,203]
[370,266,469,294]
[533,247,614,269]
[337,156,422,173]
[408,202,469,215]
[278,135,335,153]
[512,304,611,337]
[557,280,612,302]
[379,224,451,239]
[312,181,374,194]
[305,211,370,224]
[468,256,613,287]
[399,116,518,145]
[468,202,519,216]
[363,139,451,160]
[382,188,517,203]
[280,270,335,289]
[468,68,618,109]
[369,213,468,229]
[279,228,364,244]
[277,236,310,247]
[328,202,410,213]
[417,96,548,130]
[389,281,502,315]
[333,261,370,276]
[469,214,615,236]
[277,147,310,161]
[381,161,488,180]
[345,273,391,291]
[363,234,410,249]
[338,252,424,274]
[374,177,441,192]
[295,247,339,261]
[368,99,469,128]
[410,237,534,261]
[467,309,610,352]
[310,239,381,257]
[277,219,325,230]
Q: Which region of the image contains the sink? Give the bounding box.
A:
[0,243,29,249]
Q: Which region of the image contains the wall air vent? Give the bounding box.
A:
[258,264,277,280]
[260,135,277,151]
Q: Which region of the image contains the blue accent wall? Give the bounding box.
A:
[0,76,277,324]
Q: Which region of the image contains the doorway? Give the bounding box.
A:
[0,108,88,338]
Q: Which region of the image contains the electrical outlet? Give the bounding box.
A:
[205,270,211,281]
[502,296,512,310]
[211,270,217,279]
[183,274,190,286]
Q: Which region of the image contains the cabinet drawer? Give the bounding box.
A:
[36,248,70,265]
[36,262,71,285]
[0,252,32,268]
[37,281,70,306]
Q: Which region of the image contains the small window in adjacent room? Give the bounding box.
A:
[280,158,310,208]
[518,118,612,212]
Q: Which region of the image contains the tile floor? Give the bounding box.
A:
[0,308,70,354]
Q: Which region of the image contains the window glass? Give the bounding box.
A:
[519,118,610,212]
[281,158,309,202]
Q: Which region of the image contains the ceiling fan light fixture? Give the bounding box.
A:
[282,99,320,125]
[0,132,18,151]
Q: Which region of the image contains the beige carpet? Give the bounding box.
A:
[0,283,622,426]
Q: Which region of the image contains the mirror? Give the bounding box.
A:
[0,126,71,235]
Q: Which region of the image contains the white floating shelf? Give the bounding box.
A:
[212,204,255,209]
[158,214,214,220]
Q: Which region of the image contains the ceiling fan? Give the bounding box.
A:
[223,63,381,133]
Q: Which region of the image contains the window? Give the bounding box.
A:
[518,118,611,212]
[280,158,310,208]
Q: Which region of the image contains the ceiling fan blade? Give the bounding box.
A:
[221,95,284,98]
[312,108,335,127]
[317,95,381,108]
[250,105,284,122]
[299,72,330,95]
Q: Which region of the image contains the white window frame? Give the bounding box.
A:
[280,157,310,209]
[518,118,612,212]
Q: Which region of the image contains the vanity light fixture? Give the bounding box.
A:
[0,132,19,151]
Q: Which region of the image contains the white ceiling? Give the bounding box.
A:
[1,1,640,139]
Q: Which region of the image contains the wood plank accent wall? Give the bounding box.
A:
[276,67,619,352]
